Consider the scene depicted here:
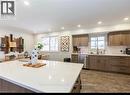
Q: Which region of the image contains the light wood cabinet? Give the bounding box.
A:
[72,34,89,47]
[108,31,130,46]
[89,56,107,71]
[88,55,130,74]
[72,36,79,47]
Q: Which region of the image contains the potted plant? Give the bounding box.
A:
[36,42,43,50]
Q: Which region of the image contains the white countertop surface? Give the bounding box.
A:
[88,54,130,57]
[0,60,83,93]
[72,53,130,57]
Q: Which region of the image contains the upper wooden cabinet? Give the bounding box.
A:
[108,30,130,46]
[72,34,89,47]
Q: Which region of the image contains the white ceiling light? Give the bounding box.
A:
[124,17,129,21]
[61,27,65,30]
[98,21,103,25]
[77,24,81,28]
[24,1,30,6]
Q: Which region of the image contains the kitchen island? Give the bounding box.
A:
[0,60,83,93]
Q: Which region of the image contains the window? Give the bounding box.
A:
[91,36,105,49]
[41,36,58,52]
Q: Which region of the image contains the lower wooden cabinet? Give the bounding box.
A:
[71,75,81,93]
[89,56,107,71]
[88,55,130,74]
[0,79,34,93]
[71,54,78,63]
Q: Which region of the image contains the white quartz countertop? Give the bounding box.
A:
[0,60,83,93]
[88,54,130,57]
[72,53,130,57]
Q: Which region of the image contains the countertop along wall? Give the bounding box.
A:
[34,24,130,62]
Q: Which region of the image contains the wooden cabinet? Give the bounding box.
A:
[16,37,24,53]
[0,36,9,54]
[0,35,24,54]
[71,54,86,64]
[89,56,107,71]
[107,56,130,74]
[72,34,89,47]
[71,54,78,63]
[72,36,79,47]
[0,79,34,93]
[88,55,130,74]
[108,31,130,46]
[72,75,81,93]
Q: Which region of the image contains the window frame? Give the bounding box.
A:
[90,36,106,50]
[41,36,59,52]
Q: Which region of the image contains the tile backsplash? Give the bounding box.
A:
[77,46,128,54]
[106,46,127,54]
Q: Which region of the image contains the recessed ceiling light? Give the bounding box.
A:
[24,1,30,6]
[98,21,103,25]
[61,27,65,30]
[124,17,129,21]
[77,24,81,28]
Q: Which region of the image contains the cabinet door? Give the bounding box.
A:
[73,36,79,47]
[113,34,121,46]
[126,33,130,46]
[71,55,78,63]
[108,33,121,46]
[79,35,88,46]
[96,56,107,71]
[108,31,130,46]
[89,56,107,71]
[89,56,98,70]
[73,35,89,47]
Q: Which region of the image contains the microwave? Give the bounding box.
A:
[126,48,130,55]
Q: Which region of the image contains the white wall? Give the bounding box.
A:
[34,24,130,61]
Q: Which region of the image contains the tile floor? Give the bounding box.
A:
[80,70,130,93]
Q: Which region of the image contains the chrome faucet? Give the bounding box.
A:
[96,47,99,55]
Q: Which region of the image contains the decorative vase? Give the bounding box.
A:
[30,48,38,64]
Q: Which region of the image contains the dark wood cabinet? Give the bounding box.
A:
[108,30,130,46]
[1,36,9,54]
[0,35,24,54]
[16,37,24,53]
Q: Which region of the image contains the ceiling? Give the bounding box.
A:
[0,0,130,34]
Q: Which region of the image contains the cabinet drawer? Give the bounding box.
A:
[109,66,130,74]
[110,61,129,67]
